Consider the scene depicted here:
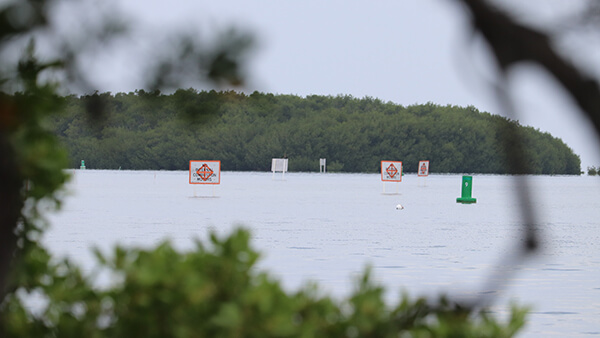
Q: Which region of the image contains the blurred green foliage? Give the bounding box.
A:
[1,228,528,337]
[0,41,71,293]
[1,1,531,337]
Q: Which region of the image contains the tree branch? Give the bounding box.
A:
[0,133,21,299]
[458,0,600,133]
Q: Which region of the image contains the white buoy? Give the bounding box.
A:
[395,204,404,210]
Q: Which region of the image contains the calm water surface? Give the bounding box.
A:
[45,170,600,337]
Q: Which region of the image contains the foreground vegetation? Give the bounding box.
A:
[16,0,600,335]
[48,90,581,174]
[0,44,531,338]
[1,228,528,337]
[1,76,532,338]
[1,81,532,336]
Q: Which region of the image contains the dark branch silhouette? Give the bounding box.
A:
[452,0,600,309]
[458,0,600,134]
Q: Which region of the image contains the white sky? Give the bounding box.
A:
[63,0,600,170]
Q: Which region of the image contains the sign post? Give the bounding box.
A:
[381,160,402,194]
[319,158,326,173]
[271,158,288,180]
[189,160,221,196]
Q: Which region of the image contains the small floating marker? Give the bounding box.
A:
[80,160,86,170]
[395,204,404,210]
[456,175,476,204]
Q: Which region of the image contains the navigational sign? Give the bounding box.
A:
[418,160,430,177]
[271,158,288,172]
[381,161,402,182]
[189,160,221,184]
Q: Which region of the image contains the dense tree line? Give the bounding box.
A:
[47,89,581,174]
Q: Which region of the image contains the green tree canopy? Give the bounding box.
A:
[47,91,581,175]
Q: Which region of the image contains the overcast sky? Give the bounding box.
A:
[77,0,600,170]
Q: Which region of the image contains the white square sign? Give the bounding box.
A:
[381,161,402,182]
[271,158,288,172]
[189,160,221,184]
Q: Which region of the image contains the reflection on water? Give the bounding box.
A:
[45,170,600,337]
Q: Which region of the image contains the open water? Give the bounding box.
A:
[44,170,600,337]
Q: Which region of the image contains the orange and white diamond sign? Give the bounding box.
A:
[418,160,430,177]
[189,160,220,184]
[381,161,402,182]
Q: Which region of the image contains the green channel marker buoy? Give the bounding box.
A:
[456,175,476,204]
[80,160,86,170]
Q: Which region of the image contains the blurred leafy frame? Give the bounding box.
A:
[1,0,599,336]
